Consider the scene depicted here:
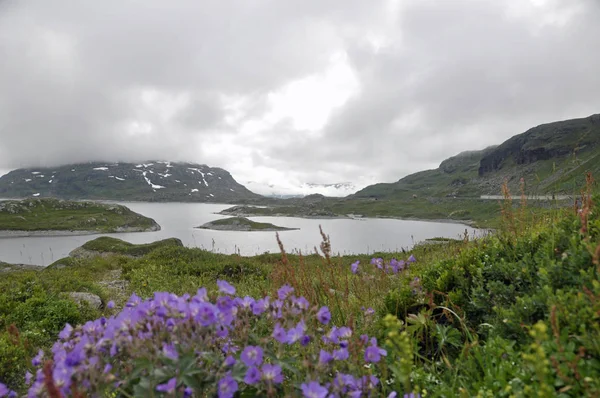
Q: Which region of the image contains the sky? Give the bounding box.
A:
[1,0,599,194]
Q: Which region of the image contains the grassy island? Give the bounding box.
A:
[0,198,160,235]
[196,216,298,231]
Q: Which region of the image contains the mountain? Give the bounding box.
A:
[244,180,360,198]
[0,161,261,202]
[355,113,600,199]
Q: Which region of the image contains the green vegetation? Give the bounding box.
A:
[1,183,600,395]
[79,236,182,256]
[197,216,298,231]
[0,198,159,233]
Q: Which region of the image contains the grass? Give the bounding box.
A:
[0,198,158,232]
[1,181,599,396]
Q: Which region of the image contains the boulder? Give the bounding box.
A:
[68,292,102,310]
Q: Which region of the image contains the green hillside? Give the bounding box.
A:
[355,113,600,200]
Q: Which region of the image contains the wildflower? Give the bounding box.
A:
[107,300,115,309]
[236,296,255,309]
[316,306,331,325]
[404,393,421,398]
[32,349,44,366]
[184,387,194,397]
[262,364,283,384]
[388,393,397,398]
[333,347,349,360]
[407,254,416,263]
[218,375,238,398]
[338,326,352,339]
[252,297,270,315]
[217,280,236,295]
[25,371,33,385]
[272,323,288,344]
[244,367,261,385]
[350,260,359,274]
[156,377,177,394]
[0,384,12,398]
[292,296,310,311]
[103,364,112,374]
[278,284,294,300]
[241,345,263,367]
[319,349,333,366]
[300,335,311,346]
[371,258,384,269]
[301,381,329,398]
[59,324,73,340]
[224,355,236,367]
[162,343,179,360]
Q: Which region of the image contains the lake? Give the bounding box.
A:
[0,202,480,266]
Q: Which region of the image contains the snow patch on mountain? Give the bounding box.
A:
[244,180,368,197]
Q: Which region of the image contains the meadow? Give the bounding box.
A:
[0,181,599,397]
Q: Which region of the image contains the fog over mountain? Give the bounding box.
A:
[1,0,599,189]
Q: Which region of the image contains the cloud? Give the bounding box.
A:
[0,0,599,191]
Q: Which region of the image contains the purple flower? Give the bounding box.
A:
[300,335,311,346]
[272,323,288,344]
[365,345,384,363]
[287,322,306,344]
[241,345,263,367]
[292,296,310,311]
[236,296,255,309]
[371,258,384,269]
[316,306,331,325]
[338,326,352,339]
[350,260,359,274]
[0,384,11,398]
[156,378,177,394]
[31,349,44,366]
[162,343,179,360]
[218,375,238,398]
[59,324,73,340]
[404,394,421,398]
[107,300,115,309]
[194,302,218,326]
[244,366,261,385]
[25,371,33,385]
[103,364,112,374]
[184,387,193,397]
[407,254,416,263]
[278,284,294,300]
[217,280,236,295]
[318,350,333,366]
[388,393,398,398]
[261,364,283,384]
[252,297,270,315]
[224,355,236,367]
[333,347,349,360]
[301,381,328,398]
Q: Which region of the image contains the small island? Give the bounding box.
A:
[196,217,298,232]
[0,198,160,237]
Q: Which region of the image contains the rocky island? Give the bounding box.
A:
[196,217,298,231]
[0,198,160,237]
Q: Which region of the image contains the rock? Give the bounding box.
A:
[68,292,102,309]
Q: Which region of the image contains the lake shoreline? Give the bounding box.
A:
[0,225,161,238]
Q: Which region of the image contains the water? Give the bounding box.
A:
[0,202,479,266]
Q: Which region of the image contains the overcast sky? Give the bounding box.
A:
[1,0,599,191]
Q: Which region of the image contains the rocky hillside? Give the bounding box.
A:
[355,113,600,199]
[0,161,261,202]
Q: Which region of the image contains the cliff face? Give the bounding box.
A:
[478,114,600,176]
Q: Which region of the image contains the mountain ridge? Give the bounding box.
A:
[354,113,600,199]
[0,161,260,203]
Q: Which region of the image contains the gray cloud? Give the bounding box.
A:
[0,0,599,189]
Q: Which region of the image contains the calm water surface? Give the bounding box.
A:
[0,202,480,266]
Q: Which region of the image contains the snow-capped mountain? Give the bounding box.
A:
[244,180,361,198]
[0,161,260,202]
